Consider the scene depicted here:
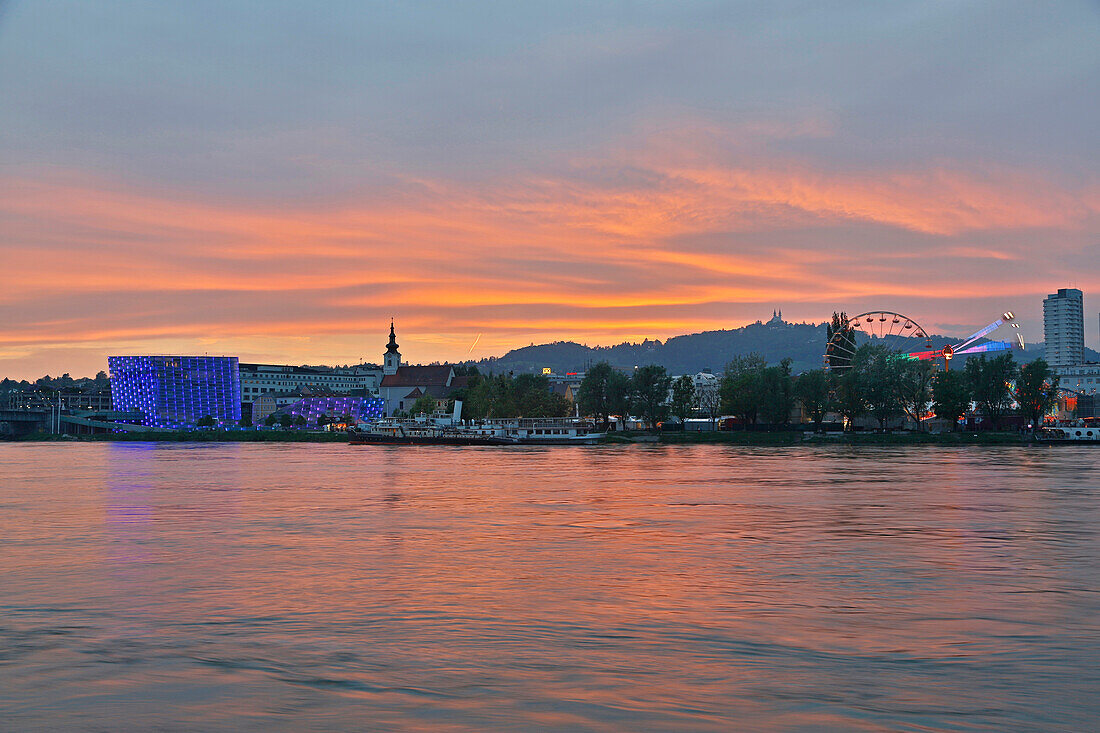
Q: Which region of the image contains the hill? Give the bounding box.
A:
[473,321,1077,376]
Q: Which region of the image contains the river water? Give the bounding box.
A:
[1,442,1097,731]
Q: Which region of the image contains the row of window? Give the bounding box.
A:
[243,385,370,394]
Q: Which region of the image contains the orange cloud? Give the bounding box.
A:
[0,143,1096,377]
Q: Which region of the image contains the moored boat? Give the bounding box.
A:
[1034,425,1100,443]
[349,419,517,446]
[489,417,603,445]
[348,415,603,446]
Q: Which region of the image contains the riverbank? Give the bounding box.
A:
[9,430,1032,446]
[9,430,351,443]
[620,430,1028,446]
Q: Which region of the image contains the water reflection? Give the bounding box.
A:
[1,443,1098,731]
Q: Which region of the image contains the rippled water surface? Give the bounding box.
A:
[1,442,1098,731]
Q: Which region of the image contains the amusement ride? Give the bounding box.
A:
[824,311,1025,372]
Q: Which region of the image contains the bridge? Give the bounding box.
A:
[0,409,149,437]
[60,412,154,434]
[0,409,48,436]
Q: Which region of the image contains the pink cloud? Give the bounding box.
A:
[1,140,1096,378]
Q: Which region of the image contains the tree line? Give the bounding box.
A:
[436,370,573,421]
[572,345,1059,434]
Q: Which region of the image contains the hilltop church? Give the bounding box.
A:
[376,322,468,416]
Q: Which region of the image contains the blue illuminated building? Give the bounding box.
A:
[108,356,242,429]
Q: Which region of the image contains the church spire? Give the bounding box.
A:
[386,319,399,354]
[383,320,402,376]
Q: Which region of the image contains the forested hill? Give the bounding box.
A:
[473,321,1059,376]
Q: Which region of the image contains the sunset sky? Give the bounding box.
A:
[1,1,1097,379]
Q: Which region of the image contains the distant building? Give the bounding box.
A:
[2,389,112,412]
[545,371,585,389]
[108,356,242,428]
[239,362,381,400]
[376,322,467,415]
[251,387,338,423]
[1055,364,1100,395]
[668,371,720,417]
[59,390,113,412]
[766,309,786,327]
[1044,288,1084,367]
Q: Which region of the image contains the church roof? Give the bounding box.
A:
[380,365,454,388]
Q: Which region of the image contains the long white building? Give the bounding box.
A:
[239,363,381,400]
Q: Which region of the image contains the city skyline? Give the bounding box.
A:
[2,2,1098,380]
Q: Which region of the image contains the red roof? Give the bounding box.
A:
[380,365,454,388]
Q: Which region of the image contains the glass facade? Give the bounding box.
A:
[108,356,242,429]
[272,396,385,425]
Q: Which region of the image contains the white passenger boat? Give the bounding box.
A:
[349,418,517,446]
[349,401,603,446]
[486,417,603,445]
[1035,425,1100,443]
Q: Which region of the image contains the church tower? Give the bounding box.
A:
[383,320,401,376]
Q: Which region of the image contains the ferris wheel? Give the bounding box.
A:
[824,311,1024,372]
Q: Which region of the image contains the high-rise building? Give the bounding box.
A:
[1043,288,1084,367]
[109,355,242,428]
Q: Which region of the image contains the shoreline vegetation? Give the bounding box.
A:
[10,430,1032,445]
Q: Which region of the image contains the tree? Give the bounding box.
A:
[317,413,332,428]
[196,415,215,428]
[826,311,856,370]
[548,393,572,418]
[513,373,565,417]
[896,359,934,430]
[577,362,624,427]
[239,415,253,428]
[264,414,278,427]
[607,370,632,420]
[1016,358,1058,433]
[669,375,696,423]
[758,358,794,427]
[631,365,672,429]
[279,413,294,429]
[410,393,439,416]
[932,369,971,430]
[720,354,766,427]
[852,345,902,430]
[486,374,518,418]
[793,369,830,431]
[965,354,1018,430]
[293,414,308,428]
[831,368,865,430]
[696,382,722,429]
[339,413,353,425]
